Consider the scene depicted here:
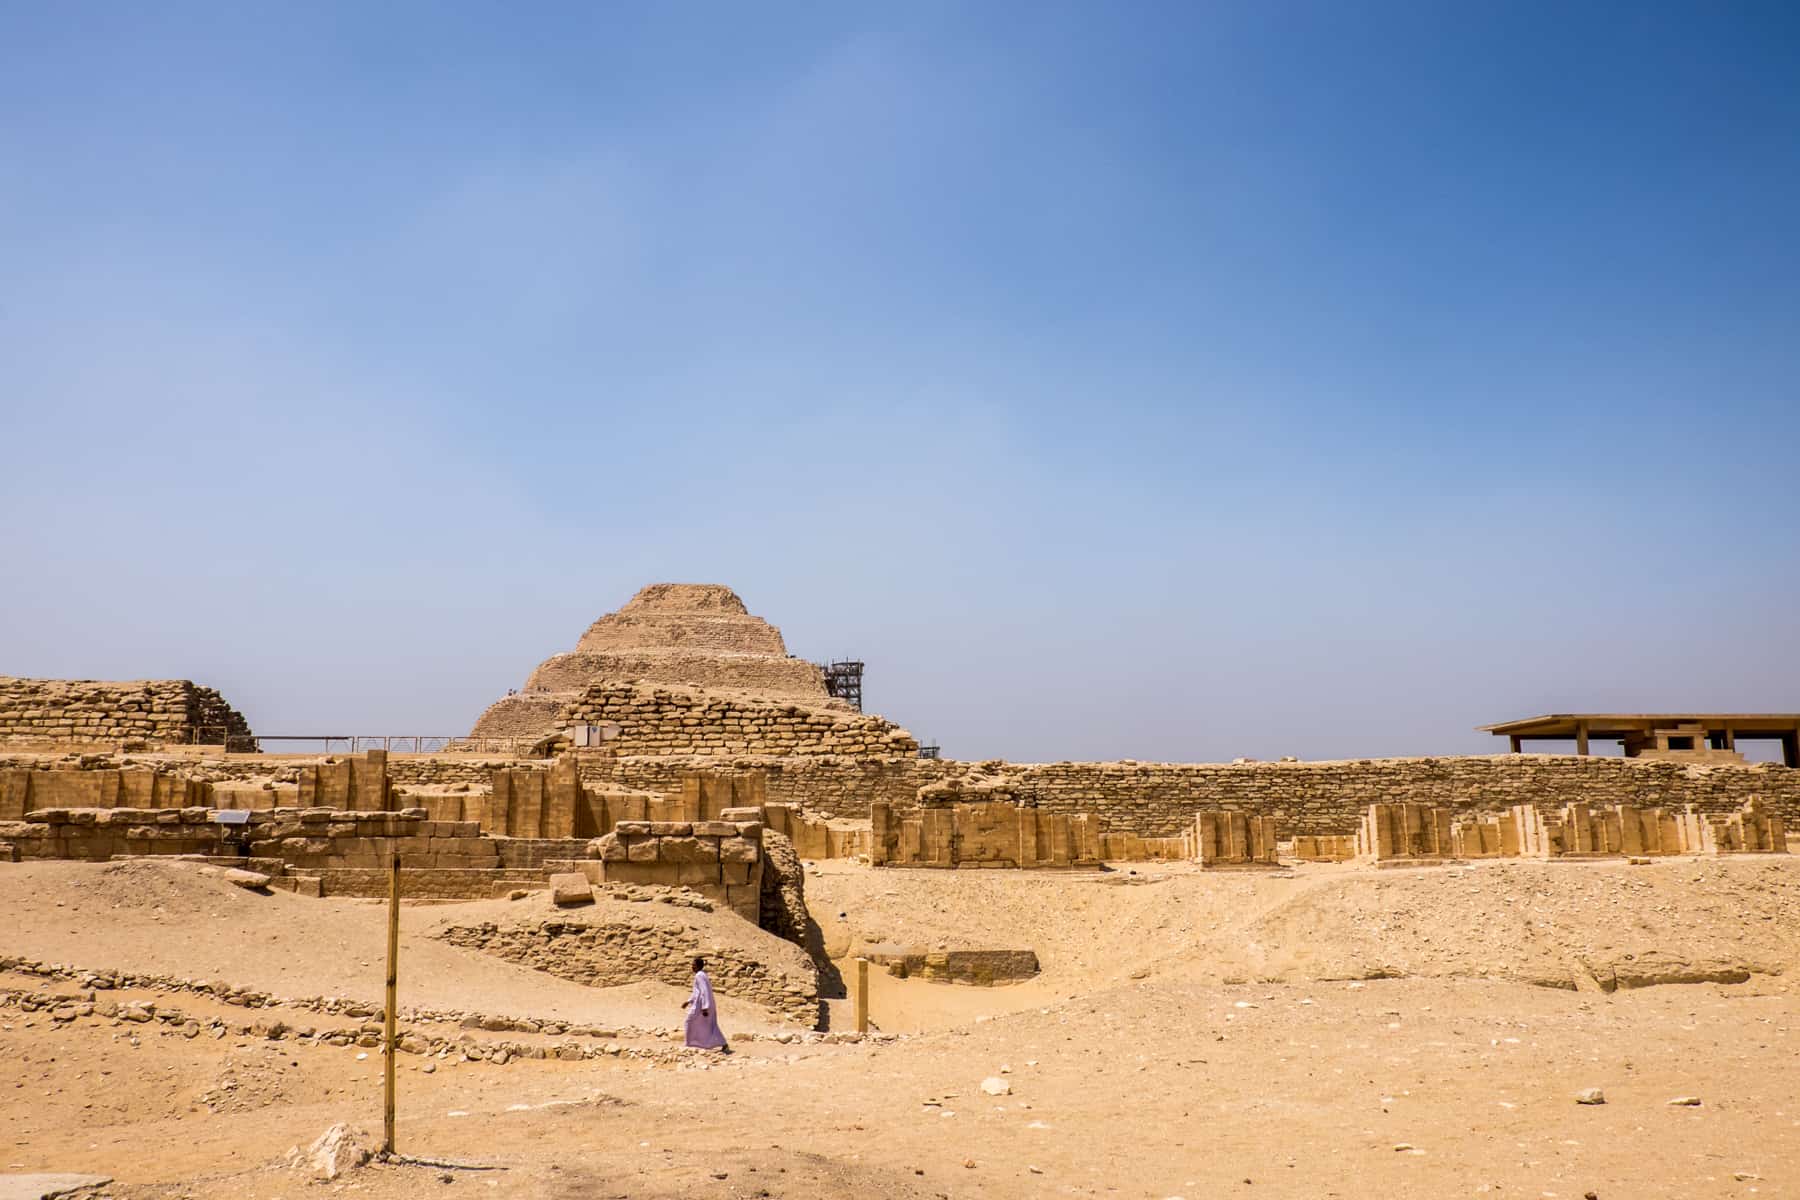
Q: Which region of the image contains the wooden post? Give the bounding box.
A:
[1575,721,1590,757]
[383,853,400,1155]
[854,957,869,1035]
[1508,735,1522,754]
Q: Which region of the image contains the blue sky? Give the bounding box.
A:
[2,2,1796,762]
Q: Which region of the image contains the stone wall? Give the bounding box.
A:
[861,948,1041,986]
[0,678,254,749]
[945,755,1800,837]
[1359,798,1787,863]
[0,804,502,876]
[1,766,210,819]
[585,817,764,922]
[561,684,918,758]
[871,801,1106,868]
[587,753,938,815]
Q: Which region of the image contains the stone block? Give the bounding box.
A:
[599,860,663,885]
[626,838,658,862]
[676,861,720,886]
[719,836,759,864]
[657,836,711,864]
[549,873,593,906]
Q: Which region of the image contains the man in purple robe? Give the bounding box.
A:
[682,956,728,1051]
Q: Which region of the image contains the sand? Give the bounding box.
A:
[2,855,1798,1198]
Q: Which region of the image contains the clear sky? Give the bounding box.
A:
[2,2,1796,763]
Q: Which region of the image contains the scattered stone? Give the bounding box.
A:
[1575,1088,1606,1105]
[287,1123,373,1181]
[1667,1096,1702,1106]
[980,1077,1011,1096]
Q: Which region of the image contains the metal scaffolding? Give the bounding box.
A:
[820,660,865,712]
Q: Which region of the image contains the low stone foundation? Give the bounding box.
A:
[859,947,1041,986]
[436,908,820,1024]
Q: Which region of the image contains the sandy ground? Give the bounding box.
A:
[3,856,1798,1198]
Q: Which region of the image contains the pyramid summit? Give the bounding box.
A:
[469,583,838,740]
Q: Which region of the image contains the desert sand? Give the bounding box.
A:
[3,855,1797,1198]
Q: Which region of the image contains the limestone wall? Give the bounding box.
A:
[942,755,1800,837]
[586,817,765,923]
[587,753,938,815]
[0,805,497,873]
[1360,798,1788,863]
[862,948,1041,986]
[0,678,255,749]
[1,766,210,819]
[561,684,918,758]
[872,801,1106,868]
[598,754,1800,834]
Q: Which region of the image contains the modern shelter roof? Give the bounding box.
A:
[1480,714,1800,737]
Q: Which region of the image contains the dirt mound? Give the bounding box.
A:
[1224,858,1800,990]
[811,856,1800,999]
[34,857,274,913]
[0,861,800,1031]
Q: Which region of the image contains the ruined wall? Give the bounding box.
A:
[0,805,496,871]
[586,817,764,922]
[872,801,1106,868]
[0,678,254,749]
[599,754,1800,834]
[561,684,918,758]
[862,948,1041,986]
[965,756,1800,837]
[587,753,938,815]
[1360,798,1787,863]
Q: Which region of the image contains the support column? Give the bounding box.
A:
[854,958,870,1034]
[1575,722,1590,756]
[1786,728,1800,770]
[1509,735,1522,754]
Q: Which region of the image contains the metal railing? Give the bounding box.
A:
[192,729,542,755]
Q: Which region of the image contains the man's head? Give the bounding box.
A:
[693,956,706,973]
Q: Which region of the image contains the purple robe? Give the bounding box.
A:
[684,970,727,1049]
